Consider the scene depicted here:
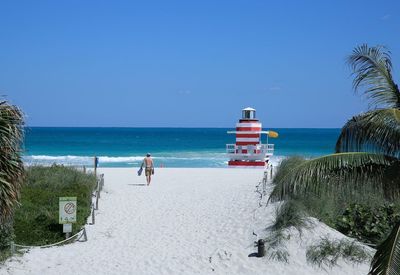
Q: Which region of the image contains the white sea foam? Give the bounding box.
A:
[23,154,228,166]
[24,155,148,165]
[23,154,286,168]
[98,156,145,162]
[24,155,91,166]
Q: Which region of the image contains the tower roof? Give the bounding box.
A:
[242,107,256,111]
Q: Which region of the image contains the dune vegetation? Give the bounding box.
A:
[0,99,97,261]
[13,166,96,246]
[269,44,400,274]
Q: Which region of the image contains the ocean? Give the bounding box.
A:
[23,127,341,168]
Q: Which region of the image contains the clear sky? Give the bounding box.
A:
[1,0,399,128]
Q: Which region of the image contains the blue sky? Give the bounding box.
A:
[1,0,399,127]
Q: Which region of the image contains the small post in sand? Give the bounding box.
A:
[257,239,265,257]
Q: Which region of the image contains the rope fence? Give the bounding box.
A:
[8,167,105,254]
[261,164,273,196]
[11,228,88,252]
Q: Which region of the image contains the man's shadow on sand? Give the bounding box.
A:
[128,183,147,187]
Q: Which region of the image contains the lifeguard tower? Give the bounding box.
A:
[226,107,277,167]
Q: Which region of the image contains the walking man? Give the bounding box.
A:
[141,153,154,186]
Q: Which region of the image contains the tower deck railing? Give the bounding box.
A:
[226,144,274,156]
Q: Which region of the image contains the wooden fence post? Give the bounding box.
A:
[91,206,95,224]
[270,165,273,180]
[81,227,88,241]
[95,191,99,210]
[97,181,101,198]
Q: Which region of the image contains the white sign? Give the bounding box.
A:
[59,197,77,224]
[63,223,72,233]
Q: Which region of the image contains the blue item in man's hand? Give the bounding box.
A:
[137,167,143,176]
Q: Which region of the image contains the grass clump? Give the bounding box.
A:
[270,200,308,233]
[264,230,290,263]
[268,248,290,263]
[264,200,309,263]
[13,165,96,246]
[263,176,309,263]
[306,236,371,268]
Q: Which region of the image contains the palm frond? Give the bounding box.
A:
[0,100,24,222]
[268,152,398,203]
[369,221,400,275]
[348,44,400,108]
[336,109,400,157]
[272,156,307,186]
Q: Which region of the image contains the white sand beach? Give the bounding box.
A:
[1,168,372,275]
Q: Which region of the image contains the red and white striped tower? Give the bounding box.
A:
[226,107,275,167]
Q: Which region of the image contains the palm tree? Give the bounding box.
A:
[268,44,400,274]
[0,100,24,225]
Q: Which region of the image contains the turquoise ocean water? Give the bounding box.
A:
[23,127,341,168]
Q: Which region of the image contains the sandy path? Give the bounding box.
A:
[1,168,371,274]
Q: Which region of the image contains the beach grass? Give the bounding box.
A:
[12,166,96,246]
[264,230,290,263]
[270,199,308,233]
[306,236,371,268]
[264,200,308,263]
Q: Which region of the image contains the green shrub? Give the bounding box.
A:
[0,221,13,251]
[335,203,400,244]
[0,221,14,262]
[13,166,96,246]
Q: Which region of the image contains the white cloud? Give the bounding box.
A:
[381,14,391,20]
